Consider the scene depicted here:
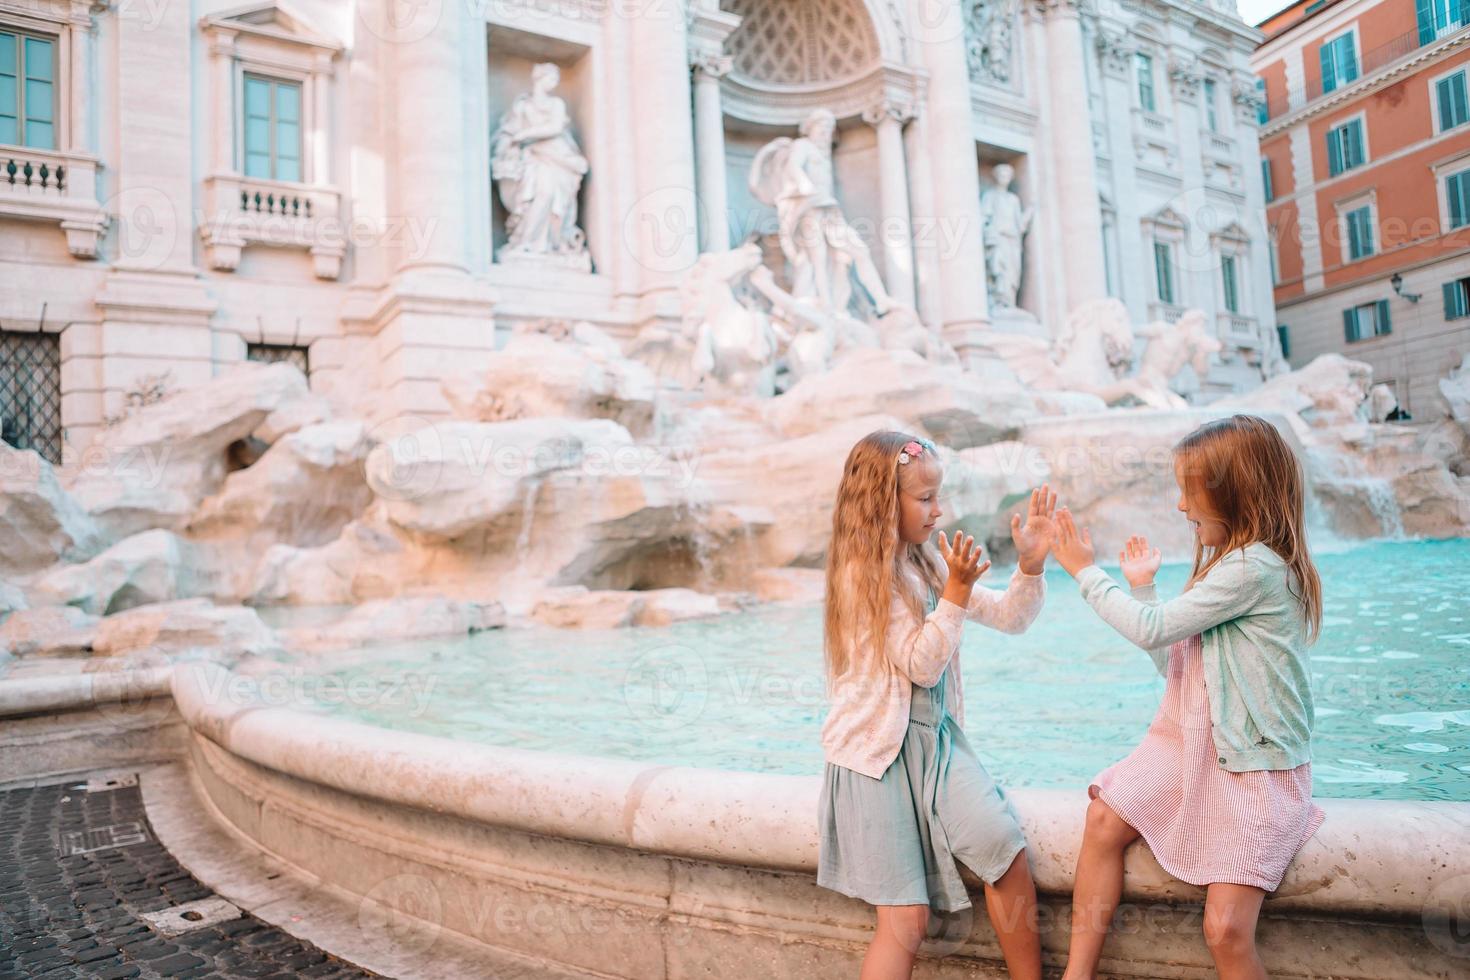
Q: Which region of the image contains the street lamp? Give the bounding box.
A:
[1390,272,1421,303]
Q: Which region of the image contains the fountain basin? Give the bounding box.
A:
[169,661,1470,978]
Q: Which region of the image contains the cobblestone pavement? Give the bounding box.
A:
[0,776,378,980]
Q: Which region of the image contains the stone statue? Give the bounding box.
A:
[682,243,792,398]
[965,0,1015,86]
[982,299,1221,410]
[747,109,898,318]
[490,63,591,271]
[1129,310,1224,410]
[980,162,1032,310]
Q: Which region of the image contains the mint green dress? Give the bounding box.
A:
[816,657,1028,912]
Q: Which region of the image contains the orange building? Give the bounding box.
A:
[1253,0,1470,417]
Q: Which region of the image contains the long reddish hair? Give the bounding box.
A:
[823,431,946,683]
[1174,415,1323,642]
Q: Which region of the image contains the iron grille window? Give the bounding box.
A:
[0,329,62,464]
[245,342,309,377]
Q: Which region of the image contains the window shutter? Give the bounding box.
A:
[1327,129,1344,176]
[1376,299,1391,335]
[1445,281,1464,319]
[1345,120,1363,168]
[1450,172,1470,229]
[0,33,15,148]
[1453,74,1470,129]
[1262,158,1273,200]
[1439,76,1455,130]
[1342,308,1356,342]
[1320,40,1337,93]
[1419,0,1436,44]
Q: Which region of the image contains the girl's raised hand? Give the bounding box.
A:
[1048,507,1095,578]
[1118,534,1162,589]
[938,530,990,604]
[1010,483,1058,575]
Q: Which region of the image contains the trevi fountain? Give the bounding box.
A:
[3,35,1470,980]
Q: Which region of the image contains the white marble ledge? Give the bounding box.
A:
[169,660,1470,921]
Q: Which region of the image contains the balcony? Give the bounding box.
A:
[1263,23,1469,122]
[1218,311,1261,348]
[198,174,345,279]
[1147,301,1187,324]
[0,145,108,258]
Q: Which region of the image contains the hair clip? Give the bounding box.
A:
[897,439,932,465]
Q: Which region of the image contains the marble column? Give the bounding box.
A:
[1095,27,1146,321]
[390,5,474,276]
[91,0,216,454]
[691,54,733,253]
[1030,0,1107,310]
[904,111,943,329]
[862,99,916,309]
[310,51,333,186]
[332,0,495,426]
[905,0,991,348]
[627,8,699,325]
[1167,53,1212,317]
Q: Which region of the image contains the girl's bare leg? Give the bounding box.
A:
[1062,797,1141,980]
[982,850,1044,980]
[862,904,929,980]
[1203,883,1268,980]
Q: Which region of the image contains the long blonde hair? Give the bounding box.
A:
[1175,414,1323,643]
[823,430,947,683]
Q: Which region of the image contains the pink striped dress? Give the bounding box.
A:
[1090,633,1326,891]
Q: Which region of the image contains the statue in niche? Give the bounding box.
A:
[979,162,1032,311]
[748,108,899,320]
[490,62,591,271]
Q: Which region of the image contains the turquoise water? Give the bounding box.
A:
[283,539,1470,801]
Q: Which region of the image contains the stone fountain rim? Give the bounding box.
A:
[163,661,1469,920]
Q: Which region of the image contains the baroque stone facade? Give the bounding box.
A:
[0,0,1275,464]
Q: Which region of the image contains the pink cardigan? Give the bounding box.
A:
[820,566,1047,779]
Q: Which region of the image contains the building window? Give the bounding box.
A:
[1320,31,1359,94]
[1437,69,1469,132]
[1344,205,1375,260]
[1444,276,1470,320]
[1420,0,1470,45]
[1447,168,1470,228]
[1153,240,1175,304]
[1268,234,1280,285]
[243,74,303,182]
[1326,117,1366,176]
[0,329,62,465]
[1262,158,1274,201]
[1277,324,1291,359]
[246,341,310,377]
[1221,254,1240,313]
[1255,76,1269,124]
[0,29,56,149]
[1136,53,1156,113]
[1203,77,1219,131]
[1343,299,1390,342]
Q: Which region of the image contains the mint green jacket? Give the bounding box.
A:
[1075,542,1314,773]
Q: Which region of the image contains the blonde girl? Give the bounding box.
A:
[1049,415,1326,980]
[818,429,1057,980]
